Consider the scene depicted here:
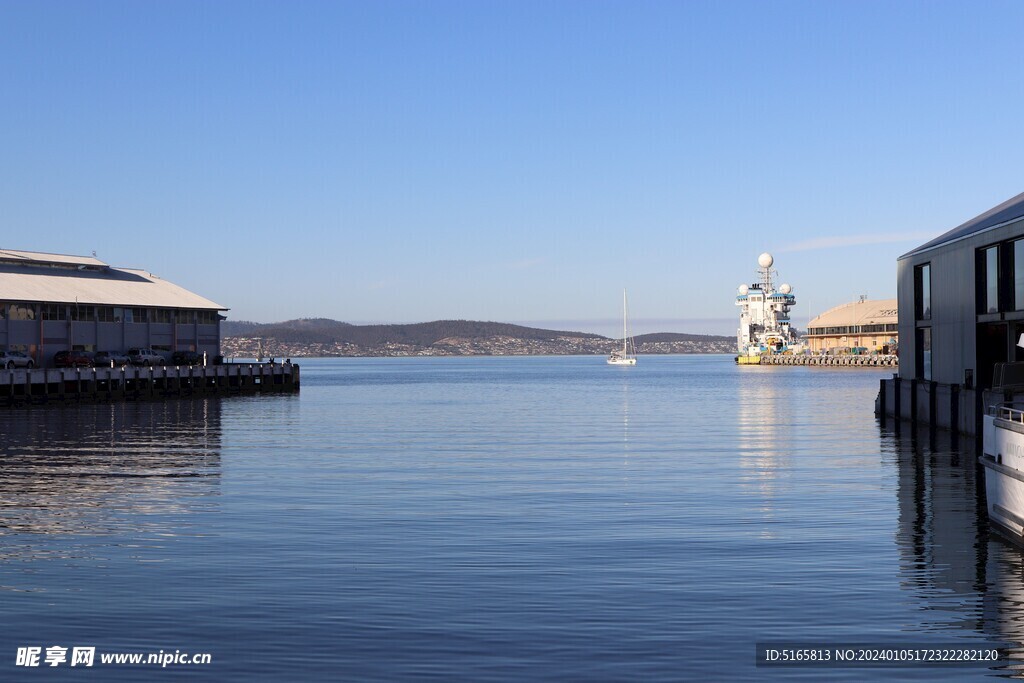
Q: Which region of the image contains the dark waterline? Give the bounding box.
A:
[0,355,1021,680]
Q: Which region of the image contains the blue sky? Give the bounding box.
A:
[2,0,1023,336]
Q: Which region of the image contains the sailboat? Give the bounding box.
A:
[607,290,637,366]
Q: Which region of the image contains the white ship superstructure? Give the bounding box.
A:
[735,253,797,357]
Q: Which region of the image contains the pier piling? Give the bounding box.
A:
[0,363,299,407]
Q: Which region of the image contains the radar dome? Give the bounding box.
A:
[779,283,792,294]
[758,252,774,268]
[738,284,749,295]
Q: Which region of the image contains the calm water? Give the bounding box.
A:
[0,355,1021,680]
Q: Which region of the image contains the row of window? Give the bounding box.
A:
[977,240,1024,314]
[806,324,898,336]
[0,303,220,325]
[915,239,1024,321]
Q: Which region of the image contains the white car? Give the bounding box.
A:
[0,350,34,369]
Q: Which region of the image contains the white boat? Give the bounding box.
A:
[981,361,1024,544]
[982,403,1024,544]
[607,290,637,366]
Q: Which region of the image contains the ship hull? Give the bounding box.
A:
[982,414,1024,545]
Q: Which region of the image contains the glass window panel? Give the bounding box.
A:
[986,247,999,313]
[10,304,35,320]
[915,264,931,320]
[1015,240,1024,311]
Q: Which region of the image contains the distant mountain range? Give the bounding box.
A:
[221,318,735,357]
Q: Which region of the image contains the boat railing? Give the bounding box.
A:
[993,403,1024,423]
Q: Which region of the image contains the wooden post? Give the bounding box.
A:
[950,383,960,446]
[909,378,918,425]
[893,376,902,434]
[878,378,887,420]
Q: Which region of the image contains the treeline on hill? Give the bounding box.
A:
[222,319,607,347]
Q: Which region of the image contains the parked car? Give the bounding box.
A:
[0,350,34,369]
[53,350,93,368]
[127,348,165,366]
[94,350,131,367]
[171,351,204,366]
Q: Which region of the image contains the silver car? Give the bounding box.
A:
[127,348,165,366]
[0,350,34,369]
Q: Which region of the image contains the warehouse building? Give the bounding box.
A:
[877,191,1024,435]
[804,298,898,354]
[0,249,225,367]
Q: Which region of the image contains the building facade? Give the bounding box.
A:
[0,249,225,366]
[876,191,1024,436]
[804,298,898,354]
[897,192,1024,390]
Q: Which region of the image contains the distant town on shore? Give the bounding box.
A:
[221,318,736,358]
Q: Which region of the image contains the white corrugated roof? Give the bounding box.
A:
[0,257,225,310]
[0,249,108,268]
[808,299,897,327]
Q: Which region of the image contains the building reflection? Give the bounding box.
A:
[0,399,222,544]
[889,423,1024,673]
[891,427,984,606]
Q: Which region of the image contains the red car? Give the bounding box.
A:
[53,350,94,368]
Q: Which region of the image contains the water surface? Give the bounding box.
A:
[0,355,1018,680]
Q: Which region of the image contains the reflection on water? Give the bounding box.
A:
[0,400,221,572]
[14,358,1024,680]
[736,368,787,531]
[887,423,1024,676]
[891,427,985,624]
[621,376,630,457]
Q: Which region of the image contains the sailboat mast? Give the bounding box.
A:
[623,289,628,357]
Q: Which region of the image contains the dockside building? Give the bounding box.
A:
[880,191,1024,435]
[0,249,225,367]
[804,298,898,354]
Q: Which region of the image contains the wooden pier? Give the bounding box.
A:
[0,363,300,406]
[755,354,898,367]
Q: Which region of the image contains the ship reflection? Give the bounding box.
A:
[0,400,221,545]
[736,369,785,528]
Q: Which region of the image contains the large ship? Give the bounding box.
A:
[735,253,799,363]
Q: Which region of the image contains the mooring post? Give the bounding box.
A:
[893,376,902,434]
[878,378,887,421]
[950,383,960,446]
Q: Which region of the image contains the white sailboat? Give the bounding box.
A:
[607,290,637,366]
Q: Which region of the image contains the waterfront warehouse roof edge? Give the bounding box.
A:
[0,249,226,310]
[900,191,1024,260]
[807,298,898,328]
[0,249,108,268]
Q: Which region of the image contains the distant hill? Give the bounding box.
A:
[222,318,351,337]
[634,332,734,344]
[220,318,735,357]
[225,318,604,346]
[221,320,262,336]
